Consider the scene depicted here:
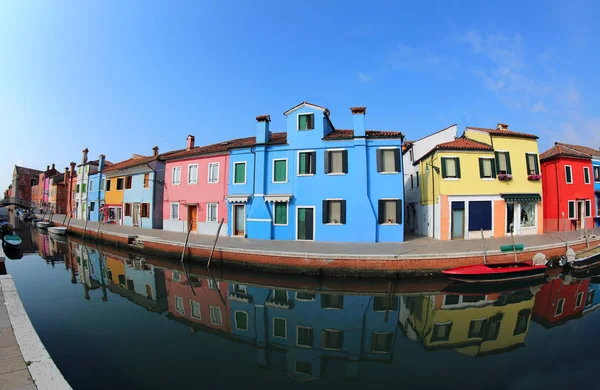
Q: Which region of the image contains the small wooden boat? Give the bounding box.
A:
[2,234,22,248]
[443,277,546,294]
[47,226,67,236]
[36,221,50,229]
[564,245,600,271]
[442,262,548,283]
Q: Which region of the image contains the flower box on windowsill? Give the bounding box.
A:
[527,174,542,181]
[498,174,513,181]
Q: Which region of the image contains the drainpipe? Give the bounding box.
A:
[431,155,435,239]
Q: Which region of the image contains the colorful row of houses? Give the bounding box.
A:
[6,101,600,242]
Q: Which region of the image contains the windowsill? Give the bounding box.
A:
[482,178,495,181]
[326,173,346,176]
[208,182,219,184]
[380,223,400,226]
[172,183,180,186]
[233,182,246,185]
[297,129,314,131]
[273,224,288,227]
[325,223,343,226]
[444,178,459,181]
[187,182,198,185]
[297,174,315,177]
[272,181,288,184]
[380,172,399,175]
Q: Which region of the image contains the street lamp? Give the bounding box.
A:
[426,162,440,238]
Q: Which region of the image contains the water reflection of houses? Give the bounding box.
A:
[399,289,537,357]
[584,277,600,315]
[533,278,589,327]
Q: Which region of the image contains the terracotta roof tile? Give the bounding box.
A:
[555,142,600,158]
[103,155,159,173]
[415,137,494,164]
[467,126,539,139]
[540,143,594,162]
[323,129,404,140]
[15,166,43,176]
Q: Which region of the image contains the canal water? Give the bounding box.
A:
[3,216,600,389]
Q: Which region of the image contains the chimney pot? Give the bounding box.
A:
[186,135,195,150]
[46,165,50,171]
[51,163,55,170]
[350,106,367,115]
[256,115,271,123]
[82,148,89,164]
[497,123,509,130]
[152,146,159,156]
[351,107,367,137]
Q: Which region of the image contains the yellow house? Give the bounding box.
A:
[105,255,126,285]
[417,123,543,240]
[399,290,536,356]
[104,175,125,224]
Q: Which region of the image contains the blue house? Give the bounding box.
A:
[226,102,405,242]
[87,154,108,222]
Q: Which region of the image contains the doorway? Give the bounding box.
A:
[451,202,465,240]
[187,205,198,232]
[578,201,585,229]
[506,204,515,233]
[297,207,315,241]
[132,202,140,226]
[233,204,245,236]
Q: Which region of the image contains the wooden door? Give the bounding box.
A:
[297,207,314,240]
[188,205,197,232]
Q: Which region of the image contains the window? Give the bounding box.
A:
[324,150,348,174]
[521,204,536,228]
[81,183,86,193]
[106,179,111,191]
[273,159,287,183]
[483,316,501,341]
[116,178,124,190]
[378,199,401,224]
[565,165,573,184]
[479,158,495,178]
[555,298,565,316]
[514,310,530,336]
[143,173,150,188]
[172,167,181,185]
[175,296,184,314]
[377,149,400,173]
[322,200,345,224]
[233,162,246,184]
[298,113,314,130]
[210,306,222,325]
[296,292,316,301]
[576,292,584,308]
[72,190,76,199]
[101,178,106,191]
[208,279,219,290]
[272,289,288,303]
[416,172,420,187]
[141,203,150,218]
[273,318,287,338]
[321,294,343,309]
[190,300,201,319]
[125,176,132,189]
[441,157,461,178]
[584,167,591,184]
[89,181,94,192]
[597,196,600,217]
[371,332,393,353]
[568,200,576,219]
[76,184,80,193]
[410,174,414,189]
[431,322,452,342]
[30,178,37,187]
[595,166,600,182]
[586,200,592,217]
[322,329,343,350]
[373,296,399,311]
[444,294,460,306]
[170,203,179,219]
[495,152,511,174]
[89,202,95,211]
[274,203,287,225]
[526,153,539,175]
[233,284,247,294]
[409,148,414,162]
[469,201,492,231]
[295,361,312,376]
[124,203,132,217]
[207,203,218,222]
[208,163,219,183]
[235,311,248,331]
[468,319,486,338]
[298,151,316,175]
[297,326,314,347]
[187,165,198,184]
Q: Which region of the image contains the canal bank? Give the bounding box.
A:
[42,214,600,277]
[0,248,71,390]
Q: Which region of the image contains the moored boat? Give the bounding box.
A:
[2,234,22,248]
[36,221,50,229]
[563,245,600,271]
[47,226,67,236]
[442,262,548,283]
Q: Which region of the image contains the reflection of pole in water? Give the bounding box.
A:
[98,248,108,302]
[83,284,90,300]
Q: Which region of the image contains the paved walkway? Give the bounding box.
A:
[47,214,600,258]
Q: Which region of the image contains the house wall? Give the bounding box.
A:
[87,172,105,222]
[163,154,229,235]
[123,171,156,229]
[594,159,600,227]
[533,278,589,325]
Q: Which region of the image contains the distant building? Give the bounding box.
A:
[87,155,110,222]
[11,165,43,203]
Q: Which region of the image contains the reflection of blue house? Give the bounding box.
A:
[115,257,168,312]
[227,284,399,381]
[584,280,600,315]
[227,102,405,243]
[74,245,110,301]
[87,155,107,222]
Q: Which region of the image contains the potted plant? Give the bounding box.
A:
[527,173,542,181]
[498,173,513,181]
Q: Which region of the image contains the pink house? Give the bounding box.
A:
[162,135,250,235]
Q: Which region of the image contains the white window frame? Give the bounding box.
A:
[568,200,576,219]
[322,328,343,351]
[295,291,316,301]
[479,156,495,180]
[207,279,219,290]
[585,200,592,217]
[101,178,106,191]
[175,296,184,315]
[441,155,460,180]
[565,165,573,184]
[233,162,247,185]
[379,147,400,174]
[576,292,584,308]
[172,166,181,185]
[272,317,287,339]
[584,167,591,184]
[170,202,179,220]
[272,158,288,183]
[555,298,565,317]
[297,150,316,176]
[371,332,394,353]
[296,112,314,131]
[273,202,288,226]
[327,148,347,176]
[206,202,218,223]
[208,162,220,184]
[324,198,344,225]
[190,300,201,319]
[89,180,94,192]
[296,325,313,348]
[234,310,248,331]
[209,305,223,325]
[187,164,198,185]
[295,206,316,241]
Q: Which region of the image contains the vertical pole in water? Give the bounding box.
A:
[207,218,224,269]
[83,210,89,241]
[96,211,103,241]
[511,231,518,262]
[481,229,487,264]
[180,220,193,263]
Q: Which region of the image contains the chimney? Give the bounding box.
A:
[350,106,367,137]
[64,168,69,184]
[152,146,159,157]
[186,135,195,150]
[497,123,509,130]
[70,162,76,178]
[51,163,55,171]
[82,148,89,164]
[256,115,270,144]
[98,154,105,171]
[46,165,50,172]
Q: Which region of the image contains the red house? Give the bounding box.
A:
[540,142,596,232]
[532,278,589,327]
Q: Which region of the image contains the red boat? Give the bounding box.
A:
[442,261,548,283]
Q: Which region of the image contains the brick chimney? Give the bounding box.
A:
[46,165,50,172]
[51,163,55,171]
[350,106,366,137]
[187,135,195,150]
[82,148,89,164]
[98,154,105,171]
[70,162,76,178]
[256,115,270,144]
[64,167,69,184]
[152,146,159,157]
[497,123,509,130]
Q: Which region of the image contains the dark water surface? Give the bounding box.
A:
[4,216,600,389]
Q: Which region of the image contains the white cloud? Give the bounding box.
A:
[531,102,546,112]
[356,72,373,83]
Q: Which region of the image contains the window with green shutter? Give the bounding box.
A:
[479,158,495,178]
[274,203,287,225]
[273,159,287,183]
[568,201,575,219]
[441,157,461,179]
[76,184,80,193]
[298,113,314,130]
[298,152,316,175]
[82,183,86,193]
[234,162,246,184]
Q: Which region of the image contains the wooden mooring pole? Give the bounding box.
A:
[207,218,225,269]
[180,220,194,263]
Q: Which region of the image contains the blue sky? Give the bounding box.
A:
[1,0,598,189]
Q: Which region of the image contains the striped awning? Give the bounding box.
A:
[226,195,250,203]
[501,193,541,204]
[264,194,292,203]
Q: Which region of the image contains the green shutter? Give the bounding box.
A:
[534,155,539,175]
[525,153,532,174]
[234,163,245,184]
[274,160,286,182]
[299,115,307,130]
[506,152,512,174]
[274,203,287,224]
[494,152,501,174]
[455,158,461,178]
[76,184,79,193]
[82,184,86,193]
[299,153,307,174]
[441,158,447,178]
[479,158,484,178]
[491,159,497,178]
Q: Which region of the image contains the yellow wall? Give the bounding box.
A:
[104,176,124,204]
[105,256,125,285]
[420,136,542,204]
[463,129,492,145]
